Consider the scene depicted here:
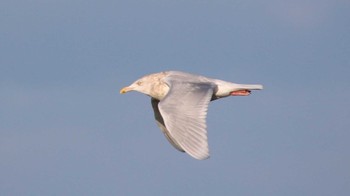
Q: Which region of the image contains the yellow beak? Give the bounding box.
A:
[120,86,132,94]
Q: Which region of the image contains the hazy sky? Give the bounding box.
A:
[1,0,349,195]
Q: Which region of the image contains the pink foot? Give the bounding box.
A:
[230,90,251,96]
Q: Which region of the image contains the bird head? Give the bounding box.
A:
[120,72,162,96]
[120,79,148,94]
[120,72,169,100]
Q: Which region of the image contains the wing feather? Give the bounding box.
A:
[151,98,185,152]
[158,78,215,160]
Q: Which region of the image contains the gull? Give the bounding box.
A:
[120,71,263,160]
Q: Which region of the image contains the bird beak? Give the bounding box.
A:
[120,86,133,94]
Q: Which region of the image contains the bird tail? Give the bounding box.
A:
[233,84,263,90]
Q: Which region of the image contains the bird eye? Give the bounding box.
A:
[136,81,142,86]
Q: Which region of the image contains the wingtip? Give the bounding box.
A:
[186,150,210,160]
[194,154,210,160]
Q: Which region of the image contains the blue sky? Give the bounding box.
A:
[1,0,349,195]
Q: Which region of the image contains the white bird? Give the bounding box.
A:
[120,71,263,160]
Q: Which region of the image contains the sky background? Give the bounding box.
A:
[1,0,350,195]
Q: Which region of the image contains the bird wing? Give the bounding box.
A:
[151,98,185,152]
[158,77,215,160]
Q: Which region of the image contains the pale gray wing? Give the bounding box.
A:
[151,98,185,152]
[158,79,215,160]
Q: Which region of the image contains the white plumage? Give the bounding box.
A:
[120,71,263,160]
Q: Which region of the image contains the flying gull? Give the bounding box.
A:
[120,71,263,160]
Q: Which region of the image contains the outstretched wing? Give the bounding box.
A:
[151,98,185,152]
[158,78,215,160]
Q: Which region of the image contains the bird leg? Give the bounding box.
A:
[230,90,251,96]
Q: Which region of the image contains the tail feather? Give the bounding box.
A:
[237,84,263,90]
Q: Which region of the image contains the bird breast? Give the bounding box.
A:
[150,82,169,101]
